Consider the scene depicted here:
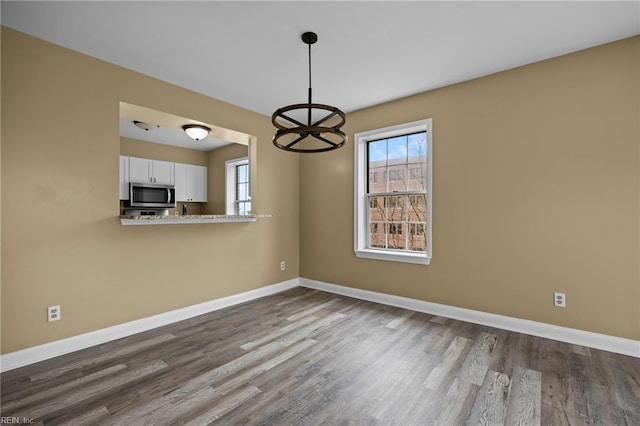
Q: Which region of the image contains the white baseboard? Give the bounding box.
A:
[3,276,637,372]
[0,278,300,372]
[299,278,640,358]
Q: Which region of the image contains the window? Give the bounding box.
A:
[410,167,424,180]
[225,157,251,215]
[354,119,432,265]
[385,169,403,182]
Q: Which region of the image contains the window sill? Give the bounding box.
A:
[355,248,430,265]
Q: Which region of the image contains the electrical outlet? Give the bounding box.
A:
[48,305,61,322]
[554,292,566,308]
[280,261,286,271]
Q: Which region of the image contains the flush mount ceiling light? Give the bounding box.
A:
[182,124,211,141]
[272,31,346,153]
[133,120,159,131]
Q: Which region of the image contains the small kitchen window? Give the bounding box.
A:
[225,157,251,215]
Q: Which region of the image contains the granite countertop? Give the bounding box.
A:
[120,214,258,225]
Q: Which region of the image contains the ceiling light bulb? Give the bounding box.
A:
[182,124,211,141]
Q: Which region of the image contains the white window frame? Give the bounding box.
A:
[225,157,250,215]
[354,119,432,265]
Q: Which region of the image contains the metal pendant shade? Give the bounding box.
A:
[272,32,346,153]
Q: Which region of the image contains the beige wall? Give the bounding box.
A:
[0,26,3,356]
[1,27,300,353]
[300,37,640,340]
[1,27,638,355]
[206,143,249,215]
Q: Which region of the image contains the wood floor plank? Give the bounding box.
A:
[424,335,471,390]
[429,315,448,324]
[433,376,479,424]
[184,385,262,425]
[240,315,318,350]
[504,366,542,425]
[467,370,511,425]
[2,287,638,425]
[285,298,338,321]
[11,360,167,420]
[2,364,127,412]
[384,310,414,329]
[57,405,109,426]
[461,332,498,385]
[143,386,219,426]
[28,334,175,384]
[214,338,317,397]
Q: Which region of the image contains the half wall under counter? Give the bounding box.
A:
[120,214,257,225]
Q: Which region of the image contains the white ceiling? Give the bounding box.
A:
[119,118,234,151]
[2,1,639,119]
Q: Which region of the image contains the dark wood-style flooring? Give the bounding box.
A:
[2,287,639,425]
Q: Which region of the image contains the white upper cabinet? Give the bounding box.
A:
[129,157,175,185]
[119,156,130,200]
[175,162,207,202]
[152,160,175,185]
[128,157,150,183]
[189,165,207,202]
[175,163,188,202]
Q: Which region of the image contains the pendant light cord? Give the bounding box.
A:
[308,43,312,95]
[307,42,313,124]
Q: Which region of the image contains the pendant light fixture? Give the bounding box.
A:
[272,32,346,153]
[182,124,211,141]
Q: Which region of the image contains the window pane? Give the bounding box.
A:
[238,183,248,201]
[386,222,406,250]
[386,165,406,192]
[369,195,386,222]
[368,140,387,192]
[408,223,426,252]
[370,222,385,248]
[408,133,427,160]
[407,133,427,191]
[238,164,248,182]
[236,201,251,215]
[386,195,404,222]
[388,135,409,192]
[388,135,407,161]
[368,140,387,163]
[407,194,426,222]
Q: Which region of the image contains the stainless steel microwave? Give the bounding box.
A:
[128,182,176,208]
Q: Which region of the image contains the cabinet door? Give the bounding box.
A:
[152,160,175,185]
[174,163,188,202]
[119,156,130,200]
[129,157,151,183]
[188,165,207,202]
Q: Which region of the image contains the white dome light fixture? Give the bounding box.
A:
[133,120,159,131]
[182,124,211,141]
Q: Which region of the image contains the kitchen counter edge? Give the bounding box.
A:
[120,214,258,225]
